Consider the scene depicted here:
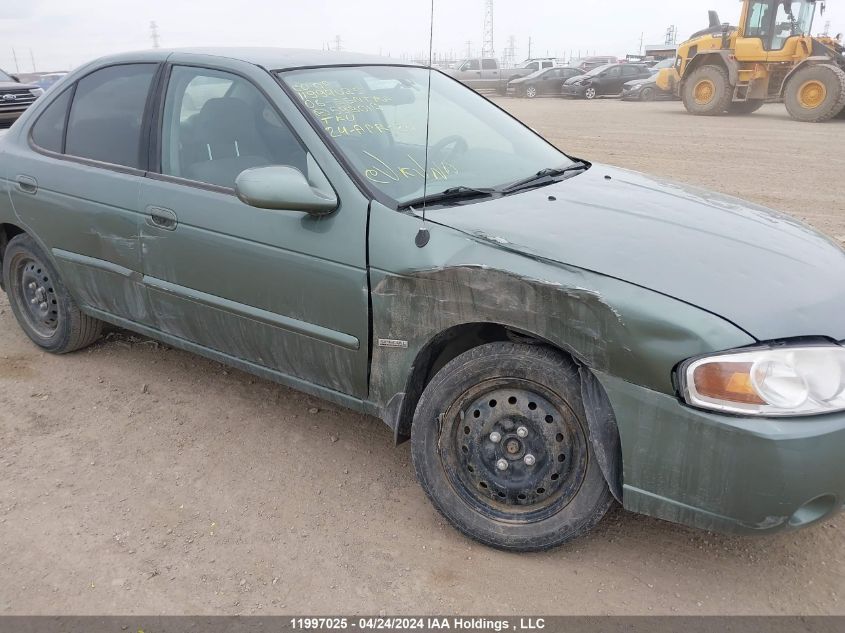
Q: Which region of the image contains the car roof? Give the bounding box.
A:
[89,47,413,71]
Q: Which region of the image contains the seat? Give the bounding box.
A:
[184,97,271,188]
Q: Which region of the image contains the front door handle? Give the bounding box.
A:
[147,206,178,231]
[16,175,38,195]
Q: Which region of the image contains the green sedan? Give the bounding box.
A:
[0,48,843,551]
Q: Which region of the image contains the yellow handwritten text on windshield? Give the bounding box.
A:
[362,151,458,185]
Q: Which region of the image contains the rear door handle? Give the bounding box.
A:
[16,175,38,195]
[147,206,178,231]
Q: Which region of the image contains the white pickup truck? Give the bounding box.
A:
[445,58,562,92]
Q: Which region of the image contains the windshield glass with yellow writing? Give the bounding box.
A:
[277,65,570,206]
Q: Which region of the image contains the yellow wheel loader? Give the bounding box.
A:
[657,0,845,122]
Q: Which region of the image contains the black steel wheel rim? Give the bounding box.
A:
[439,378,589,524]
[11,254,60,338]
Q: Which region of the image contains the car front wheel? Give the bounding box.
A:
[411,342,614,552]
[584,87,597,100]
[525,86,537,98]
[2,233,102,354]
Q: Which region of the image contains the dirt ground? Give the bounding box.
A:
[1,99,844,616]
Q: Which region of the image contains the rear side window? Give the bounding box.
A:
[65,64,156,169]
[30,88,72,153]
[481,59,497,70]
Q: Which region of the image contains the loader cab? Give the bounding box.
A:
[740,0,816,51]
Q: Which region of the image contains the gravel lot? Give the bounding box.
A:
[1,99,844,616]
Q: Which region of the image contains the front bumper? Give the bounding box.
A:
[621,88,642,101]
[598,372,845,534]
[561,84,588,97]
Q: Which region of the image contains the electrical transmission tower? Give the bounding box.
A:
[482,0,495,58]
[823,20,831,36]
[502,34,516,68]
[150,21,160,49]
[665,25,678,46]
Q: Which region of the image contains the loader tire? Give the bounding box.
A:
[784,64,845,123]
[682,65,732,116]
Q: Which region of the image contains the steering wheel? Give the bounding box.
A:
[430,135,469,163]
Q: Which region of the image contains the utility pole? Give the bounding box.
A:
[823,20,831,36]
[29,49,36,72]
[527,37,532,59]
[334,35,342,52]
[482,0,495,58]
[639,32,644,55]
[150,21,160,49]
[11,48,19,73]
[465,40,472,58]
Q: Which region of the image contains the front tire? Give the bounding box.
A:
[525,86,538,99]
[2,234,102,354]
[584,87,597,100]
[411,342,614,552]
[784,64,845,123]
[639,86,656,102]
[682,65,732,115]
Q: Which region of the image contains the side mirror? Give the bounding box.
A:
[235,165,338,215]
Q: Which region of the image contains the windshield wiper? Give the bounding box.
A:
[399,186,495,210]
[500,161,590,194]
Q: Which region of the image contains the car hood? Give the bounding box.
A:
[565,75,589,85]
[624,76,656,88]
[426,165,845,342]
[0,81,37,90]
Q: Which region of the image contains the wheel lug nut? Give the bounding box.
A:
[517,426,528,438]
[489,431,502,443]
[28,282,36,290]
[30,298,37,305]
[496,459,509,472]
[524,454,536,466]
[39,302,48,310]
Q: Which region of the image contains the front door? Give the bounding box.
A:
[139,62,370,397]
[598,66,623,95]
[8,63,159,323]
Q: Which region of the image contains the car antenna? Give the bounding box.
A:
[415,0,435,249]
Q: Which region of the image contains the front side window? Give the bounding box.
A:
[65,64,157,169]
[771,1,815,49]
[160,66,308,189]
[280,65,571,206]
[462,60,480,71]
[746,1,771,38]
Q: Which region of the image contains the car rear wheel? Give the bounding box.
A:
[682,65,732,115]
[2,234,102,354]
[411,342,614,552]
[584,87,597,100]
[784,64,845,123]
[525,86,537,98]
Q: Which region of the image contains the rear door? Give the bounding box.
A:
[7,62,159,324]
[139,58,370,398]
[481,59,500,89]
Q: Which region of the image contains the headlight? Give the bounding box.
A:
[631,84,642,90]
[30,88,45,98]
[678,345,845,416]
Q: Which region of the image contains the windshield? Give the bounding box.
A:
[0,69,15,83]
[279,66,571,206]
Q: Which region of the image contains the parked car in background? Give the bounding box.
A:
[571,56,618,72]
[623,59,678,101]
[508,66,582,98]
[34,72,68,90]
[622,74,675,101]
[446,58,552,93]
[519,58,565,73]
[0,68,43,128]
[562,62,653,99]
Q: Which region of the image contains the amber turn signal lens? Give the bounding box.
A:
[692,362,765,405]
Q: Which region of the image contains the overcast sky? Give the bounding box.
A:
[1,0,843,72]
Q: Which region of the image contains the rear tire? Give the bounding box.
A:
[2,234,102,354]
[411,342,614,552]
[682,65,732,115]
[729,99,765,114]
[784,64,845,123]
